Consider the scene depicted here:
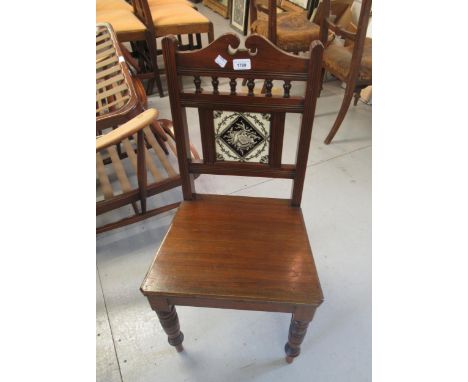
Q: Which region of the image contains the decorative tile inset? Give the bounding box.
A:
[214,111,270,163]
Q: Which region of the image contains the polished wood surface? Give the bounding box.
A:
[141,33,324,362]
[141,194,323,305]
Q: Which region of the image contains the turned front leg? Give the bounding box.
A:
[155,305,184,352]
[284,309,316,363]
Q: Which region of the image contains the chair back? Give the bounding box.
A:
[162,33,323,207]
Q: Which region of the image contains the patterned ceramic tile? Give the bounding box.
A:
[214,111,270,163]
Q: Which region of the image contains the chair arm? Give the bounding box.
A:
[96,108,158,152]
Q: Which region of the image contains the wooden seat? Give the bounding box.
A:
[141,33,325,363]
[96,0,133,12]
[96,9,147,41]
[319,0,372,144]
[142,194,322,305]
[148,0,194,7]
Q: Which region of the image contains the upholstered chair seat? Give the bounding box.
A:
[148,0,194,6]
[96,9,147,41]
[96,0,133,12]
[323,37,372,82]
[251,11,320,53]
[149,4,212,35]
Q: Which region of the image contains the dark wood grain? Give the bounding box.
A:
[141,194,323,305]
[141,33,324,361]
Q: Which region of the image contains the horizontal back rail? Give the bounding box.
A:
[180,93,304,113]
[175,34,310,76]
[189,161,295,178]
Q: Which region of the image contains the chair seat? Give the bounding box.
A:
[150,4,212,35]
[141,194,323,306]
[150,4,211,25]
[323,37,372,82]
[251,11,320,53]
[96,9,147,42]
[96,0,133,12]
[148,0,194,7]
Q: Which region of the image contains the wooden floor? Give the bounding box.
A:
[97,4,371,382]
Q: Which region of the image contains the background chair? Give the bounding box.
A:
[320,0,372,144]
[250,0,321,54]
[96,0,165,97]
[96,23,199,233]
[132,0,214,95]
[141,33,324,363]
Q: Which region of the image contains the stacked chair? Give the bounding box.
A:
[96,0,214,96]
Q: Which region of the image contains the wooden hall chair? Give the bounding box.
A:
[140,33,324,363]
[320,0,372,144]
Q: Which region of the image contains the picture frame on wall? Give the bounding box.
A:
[230,0,250,36]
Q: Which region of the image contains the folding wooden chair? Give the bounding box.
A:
[96,23,199,233]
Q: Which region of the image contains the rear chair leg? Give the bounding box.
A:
[155,305,184,352]
[284,310,316,363]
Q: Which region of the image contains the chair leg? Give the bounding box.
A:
[284,311,315,363]
[324,83,355,144]
[146,79,155,95]
[318,68,325,97]
[353,89,361,106]
[155,305,184,352]
[146,36,164,97]
[208,23,214,43]
[196,33,202,49]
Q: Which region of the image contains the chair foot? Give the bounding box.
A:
[324,85,355,144]
[146,79,155,95]
[285,355,294,364]
[353,91,360,106]
[155,305,184,351]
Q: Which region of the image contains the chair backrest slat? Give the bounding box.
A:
[163,33,323,206]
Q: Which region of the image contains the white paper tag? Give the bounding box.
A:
[118,56,125,63]
[233,59,251,70]
[214,55,227,68]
